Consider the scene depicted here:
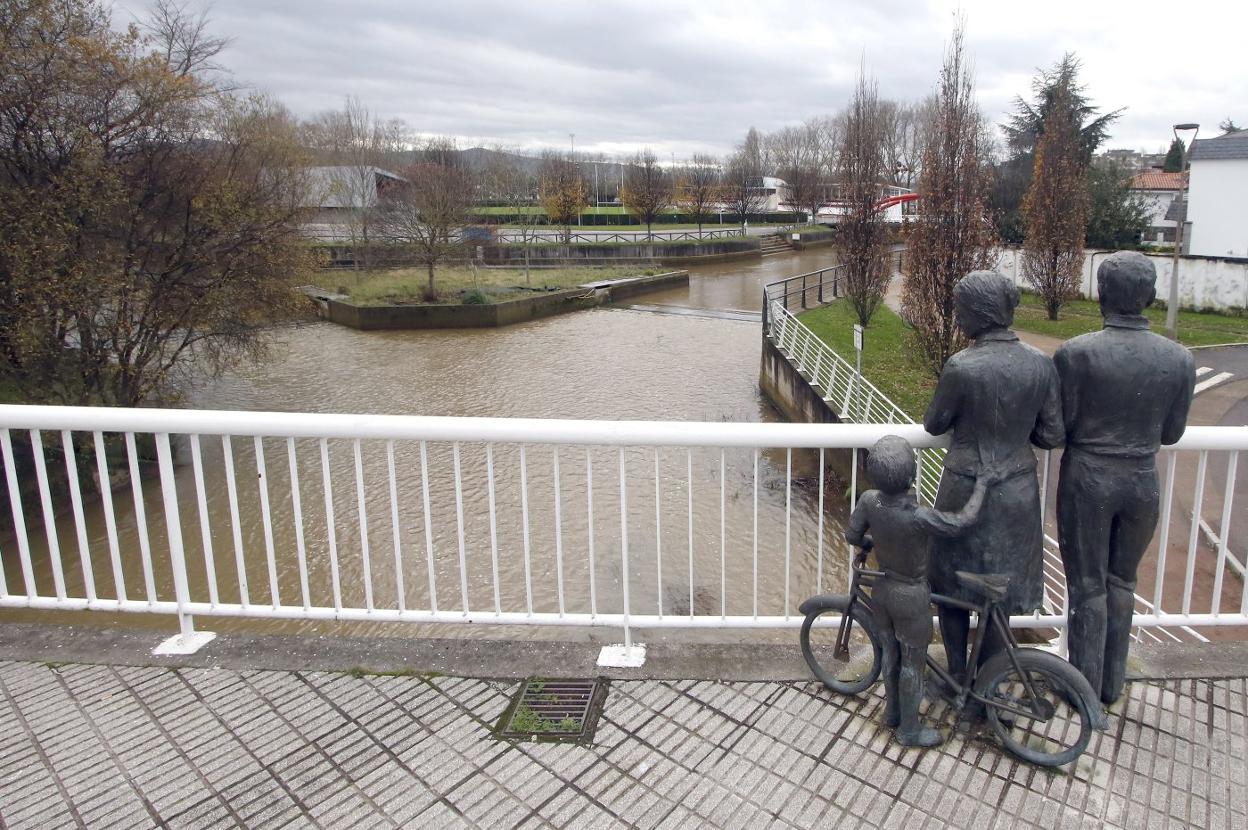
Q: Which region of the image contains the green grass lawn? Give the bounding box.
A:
[310,265,655,306]
[797,302,937,420]
[799,293,1248,422]
[1014,294,1248,347]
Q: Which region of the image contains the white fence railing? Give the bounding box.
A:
[0,405,1244,659]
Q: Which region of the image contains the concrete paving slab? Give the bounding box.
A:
[2,658,1244,828]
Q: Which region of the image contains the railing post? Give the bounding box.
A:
[153,432,216,655]
[818,270,824,304]
[801,273,808,309]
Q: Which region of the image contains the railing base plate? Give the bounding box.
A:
[153,631,217,656]
[597,643,646,668]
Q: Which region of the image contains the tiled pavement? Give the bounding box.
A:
[0,661,1244,829]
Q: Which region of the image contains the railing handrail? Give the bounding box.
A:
[1,404,1242,450]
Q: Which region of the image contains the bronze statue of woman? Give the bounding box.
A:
[923,270,1063,684]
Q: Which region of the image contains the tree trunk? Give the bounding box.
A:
[426,262,436,300]
[1047,298,1060,321]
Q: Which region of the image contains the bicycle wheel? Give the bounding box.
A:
[974,648,1094,767]
[800,596,882,695]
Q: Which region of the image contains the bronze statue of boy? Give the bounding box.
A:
[845,435,992,746]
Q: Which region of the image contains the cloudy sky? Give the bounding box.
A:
[112,0,1242,159]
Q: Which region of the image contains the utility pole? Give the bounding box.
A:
[1165,123,1199,340]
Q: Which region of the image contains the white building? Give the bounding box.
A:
[1129,170,1185,246]
[1186,132,1248,258]
[300,166,406,240]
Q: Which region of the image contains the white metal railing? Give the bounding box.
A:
[0,405,1244,656]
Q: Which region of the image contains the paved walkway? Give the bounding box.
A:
[2,659,1244,829]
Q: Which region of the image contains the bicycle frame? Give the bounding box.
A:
[835,554,1051,722]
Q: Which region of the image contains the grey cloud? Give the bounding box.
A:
[110,0,1244,157]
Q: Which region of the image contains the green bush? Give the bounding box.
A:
[461,289,491,305]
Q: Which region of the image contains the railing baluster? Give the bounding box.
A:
[1211,451,1238,616]
[817,447,825,593]
[784,447,792,620]
[286,438,310,611]
[2,429,37,597]
[30,430,66,600]
[487,444,501,615]
[319,438,342,613]
[752,448,758,620]
[254,436,280,608]
[221,436,249,608]
[452,442,468,615]
[189,436,218,607]
[61,431,95,603]
[618,447,632,651]
[419,440,436,613]
[687,449,694,619]
[520,444,533,615]
[719,449,726,619]
[155,433,200,644]
[653,449,662,618]
[1182,451,1208,616]
[352,438,373,611]
[586,448,596,617]
[554,447,565,618]
[92,431,124,602]
[915,446,925,507]
[1039,449,1052,528]
[385,440,403,613]
[1153,451,1177,615]
[125,432,157,604]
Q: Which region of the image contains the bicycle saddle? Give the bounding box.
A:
[955,571,1010,602]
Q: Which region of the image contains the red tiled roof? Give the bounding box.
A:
[1131,170,1186,191]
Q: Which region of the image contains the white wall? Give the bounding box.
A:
[995,247,1248,311]
[1188,159,1248,258]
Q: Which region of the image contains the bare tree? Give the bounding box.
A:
[379,138,475,300]
[835,66,892,327]
[619,148,673,239]
[303,98,406,268]
[901,20,998,375]
[538,151,587,243]
[674,153,721,233]
[1021,69,1089,320]
[481,147,540,284]
[880,100,931,189]
[770,119,833,223]
[0,0,310,409]
[722,128,768,228]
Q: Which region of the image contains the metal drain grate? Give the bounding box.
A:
[496,678,607,743]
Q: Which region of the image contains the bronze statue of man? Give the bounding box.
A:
[1054,251,1195,705]
[924,271,1064,684]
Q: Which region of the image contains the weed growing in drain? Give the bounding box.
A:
[510,704,581,734]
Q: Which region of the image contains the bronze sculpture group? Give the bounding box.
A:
[837,251,1196,748]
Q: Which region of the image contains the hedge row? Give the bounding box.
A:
[467,211,806,226]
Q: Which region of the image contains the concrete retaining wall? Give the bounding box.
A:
[758,335,861,483]
[484,240,759,266]
[318,271,689,330]
[995,247,1248,311]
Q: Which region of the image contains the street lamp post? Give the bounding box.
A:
[1165,123,1199,340]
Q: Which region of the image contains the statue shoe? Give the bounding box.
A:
[896,727,943,748]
